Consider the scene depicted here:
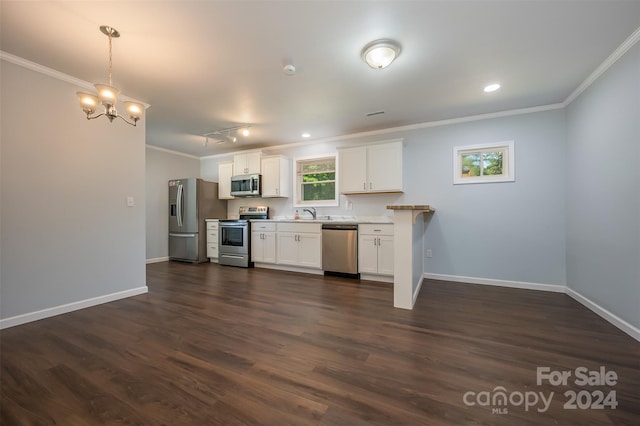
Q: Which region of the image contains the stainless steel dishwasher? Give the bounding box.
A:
[322,223,358,277]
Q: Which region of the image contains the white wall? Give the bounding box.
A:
[145,147,200,261]
[200,109,568,287]
[0,59,147,325]
[566,43,640,329]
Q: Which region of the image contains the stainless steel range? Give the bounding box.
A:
[218,206,269,267]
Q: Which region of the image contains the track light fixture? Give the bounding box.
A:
[76,26,143,126]
[203,125,252,146]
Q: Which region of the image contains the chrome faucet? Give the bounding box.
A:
[302,207,317,220]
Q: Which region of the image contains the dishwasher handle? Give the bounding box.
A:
[321,224,358,230]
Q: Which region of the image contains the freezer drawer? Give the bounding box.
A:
[169,233,200,262]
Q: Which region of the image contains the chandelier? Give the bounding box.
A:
[76,26,143,126]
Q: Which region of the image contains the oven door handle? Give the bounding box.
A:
[220,254,245,259]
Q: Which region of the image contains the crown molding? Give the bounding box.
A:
[0,50,150,108]
[200,103,565,160]
[564,25,640,106]
[145,144,200,160]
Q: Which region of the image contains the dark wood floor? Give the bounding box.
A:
[2,262,639,425]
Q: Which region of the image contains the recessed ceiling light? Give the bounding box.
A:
[241,128,250,137]
[301,132,311,138]
[484,83,501,93]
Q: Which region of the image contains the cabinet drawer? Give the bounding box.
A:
[207,230,218,242]
[207,244,219,258]
[252,222,276,232]
[206,221,219,230]
[277,222,321,234]
[359,224,394,236]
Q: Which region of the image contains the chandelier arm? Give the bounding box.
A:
[85,112,106,121]
[116,114,138,127]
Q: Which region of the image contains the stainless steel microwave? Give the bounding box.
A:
[230,173,261,197]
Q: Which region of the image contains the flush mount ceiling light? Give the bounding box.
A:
[484,83,501,93]
[361,39,401,69]
[203,124,252,146]
[76,26,143,126]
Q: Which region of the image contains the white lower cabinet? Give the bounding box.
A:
[251,222,276,263]
[276,222,322,269]
[358,224,394,279]
[206,220,219,262]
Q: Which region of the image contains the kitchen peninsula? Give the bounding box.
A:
[387,205,435,309]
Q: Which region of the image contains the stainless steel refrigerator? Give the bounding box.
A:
[169,178,227,263]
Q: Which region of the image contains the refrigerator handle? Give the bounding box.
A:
[176,183,183,227]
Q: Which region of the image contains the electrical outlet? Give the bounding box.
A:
[345,199,353,210]
[426,249,433,258]
[127,196,134,207]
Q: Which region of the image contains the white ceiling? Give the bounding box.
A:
[2,1,639,157]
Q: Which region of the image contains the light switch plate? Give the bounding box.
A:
[127,196,134,207]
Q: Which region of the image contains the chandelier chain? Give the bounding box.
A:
[108,30,113,86]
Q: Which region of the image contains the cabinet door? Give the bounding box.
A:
[377,235,395,276]
[262,232,277,263]
[358,235,379,274]
[233,152,262,175]
[245,152,262,174]
[297,233,322,269]
[251,231,265,262]
[368,142,403,192]
[218,162,235,199]
[276,232,298,266]
[233,154,247,175]
[339,146,367,193]
[261,156,289,197]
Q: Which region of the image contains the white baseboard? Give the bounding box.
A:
[423,272,565,293]
[413,275,424,306]
[146,257,169,264]
[423,272,639,342]
[254,263,324,275]
[0,286,149,330]
[565,287,640,342]
[360,273,393,283]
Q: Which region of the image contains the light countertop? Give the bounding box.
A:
[250,216,393,225]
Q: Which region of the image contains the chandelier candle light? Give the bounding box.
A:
[76,26,143,126]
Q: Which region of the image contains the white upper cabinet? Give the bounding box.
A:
[261,155,290,198]
[218,162,235,200]
[234,151,262,175]
[339,140,403,194]
[339,146,368,193]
